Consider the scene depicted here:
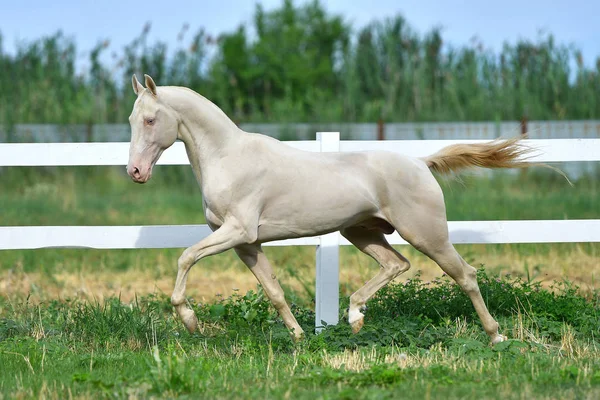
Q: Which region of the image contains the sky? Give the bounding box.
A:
[1,0,599,71]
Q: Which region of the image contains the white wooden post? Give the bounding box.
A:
[315,132,341,331]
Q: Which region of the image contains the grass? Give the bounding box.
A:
[0,272,599,399]
[0,165,599,398]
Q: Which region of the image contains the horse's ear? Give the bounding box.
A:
[132,74,144,95]
[144,74,158,96]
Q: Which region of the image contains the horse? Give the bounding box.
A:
[126,74,539,345]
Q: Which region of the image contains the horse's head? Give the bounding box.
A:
[127,74,179,183]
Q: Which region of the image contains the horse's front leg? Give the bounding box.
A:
[171,219,252,333]
[235,244,305,341]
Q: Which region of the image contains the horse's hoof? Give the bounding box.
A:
[349,308,365,334]
[180,307,199,334]
[292,329,305,342]
[491,333,507,345]
[351,317,364,334]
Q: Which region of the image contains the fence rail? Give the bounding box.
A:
[1,138,599,166]
[1,134,599,329]
[2,220,599,250]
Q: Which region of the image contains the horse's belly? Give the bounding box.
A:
[255,214,363,243]
[255,185,381,243]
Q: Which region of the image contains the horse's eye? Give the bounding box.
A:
[145,118,155,126]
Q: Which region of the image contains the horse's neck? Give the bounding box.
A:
[164,87,242,184]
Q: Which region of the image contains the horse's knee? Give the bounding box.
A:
[178,249,195,271]
[269,291,287,311]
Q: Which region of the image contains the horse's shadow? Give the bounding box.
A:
[448,228,491,245]
[133,225,212,249]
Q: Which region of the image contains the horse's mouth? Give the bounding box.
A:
[131,175,151,184]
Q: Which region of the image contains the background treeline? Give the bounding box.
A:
[1,0,600,128]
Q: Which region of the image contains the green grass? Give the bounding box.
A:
[1,165,599,397]
[440,169,598,221]
[1,271,599,399]
[0,167,203,226]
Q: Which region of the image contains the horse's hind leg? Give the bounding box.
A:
[416,240,505,344]
[390,199,506,344]
[341,226,411,334]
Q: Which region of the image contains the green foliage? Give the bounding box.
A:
[0,294,178,348]
[65,296,175,347]
[2,0,600,129]
[2,269,597,350]
[1,271,599,398]
[367,270,599,341]
[200,289,282,327]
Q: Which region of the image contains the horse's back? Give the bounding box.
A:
[246,131,424,169]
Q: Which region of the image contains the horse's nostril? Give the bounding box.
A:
[133,167,140,177]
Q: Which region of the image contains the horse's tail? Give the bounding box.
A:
[422,137,571,183]
[422,137,535,174]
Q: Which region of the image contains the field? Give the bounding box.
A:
[1,165,599,398]
[2,1,600,396]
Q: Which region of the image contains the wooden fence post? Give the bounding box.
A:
[520,114,529,178]
[521,115,528,137]
[377,118,385,140]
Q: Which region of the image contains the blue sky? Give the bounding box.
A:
[2,0,599,71]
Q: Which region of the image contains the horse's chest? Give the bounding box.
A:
[201,189,230,229]
[203,209,223,232]
[200,169,257,229]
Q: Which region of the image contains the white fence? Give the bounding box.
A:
[1,134,600,329]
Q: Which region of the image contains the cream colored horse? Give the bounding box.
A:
[127,74,537,345]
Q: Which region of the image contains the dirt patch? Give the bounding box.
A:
[1,244,598,304]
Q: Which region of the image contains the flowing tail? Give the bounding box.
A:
[422,137,571,183]
[422,137,534,174]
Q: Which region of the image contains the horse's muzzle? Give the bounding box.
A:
[127,164,152,183]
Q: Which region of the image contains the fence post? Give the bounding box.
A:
[521,114,528,137]
[315,132,341,332]
[377,118,385,140]
[520,113,529,179]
